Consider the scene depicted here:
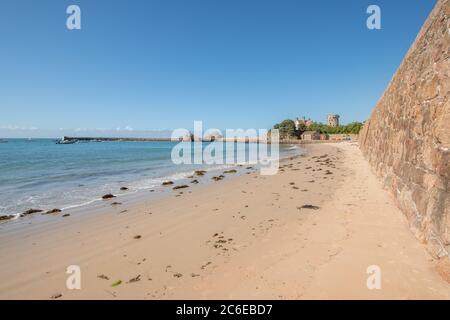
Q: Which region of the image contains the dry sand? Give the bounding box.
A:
[0,142,449,299]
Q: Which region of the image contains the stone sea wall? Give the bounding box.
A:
[359,0,450,258]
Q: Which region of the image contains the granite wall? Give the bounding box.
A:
[359,0,450,258]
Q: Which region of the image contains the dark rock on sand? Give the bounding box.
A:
[0,215,15,221]
[162,181,174,186]
[173,185,189,190]
[120,187,129,191]
[190,179,199,184]
[194,170,207,176]
[111,202,122,206]
[223,169,237,174]
[22,209,43,216]
[102,194,116,200]
[298,205,320,210]
[128,275,141,283]
[44,209,62,215]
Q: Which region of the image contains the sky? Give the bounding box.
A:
[0,0,437,138]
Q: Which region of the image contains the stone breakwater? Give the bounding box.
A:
[360,0,450,258]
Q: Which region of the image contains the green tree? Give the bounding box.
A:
[273,119,298,139]
[306,121,364,135]
[272,119,364,138]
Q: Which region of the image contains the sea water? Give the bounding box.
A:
[0,139,301,217]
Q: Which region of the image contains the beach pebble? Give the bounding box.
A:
[128,275,141,283]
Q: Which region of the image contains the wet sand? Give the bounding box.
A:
[0,142,448,299]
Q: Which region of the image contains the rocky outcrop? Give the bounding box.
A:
[359,0,450,258]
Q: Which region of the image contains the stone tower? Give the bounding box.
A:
[327,114,340,127]
[359,0,450,258]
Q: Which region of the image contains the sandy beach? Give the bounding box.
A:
[0,142,448,300]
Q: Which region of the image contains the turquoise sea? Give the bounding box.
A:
[0,139,301,218]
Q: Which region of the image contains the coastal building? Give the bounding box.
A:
[301,131,321,141]
[294,116,313,130]
[327,114,340,127]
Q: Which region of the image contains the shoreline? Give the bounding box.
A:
[0,142,303,223]
[0,142,448,299]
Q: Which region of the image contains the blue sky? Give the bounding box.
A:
[0,0,437,137]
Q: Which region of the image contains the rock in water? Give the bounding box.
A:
[102,194,116,200]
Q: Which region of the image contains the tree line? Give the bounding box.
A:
[272,119,364,140]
